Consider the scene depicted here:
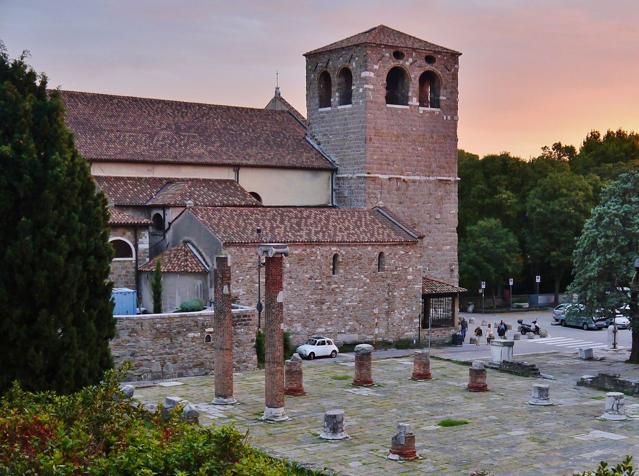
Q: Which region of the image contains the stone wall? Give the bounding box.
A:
[306,44,459,284]
[226,243,423,346]
[108,225,150,290]
[111,309,257,381]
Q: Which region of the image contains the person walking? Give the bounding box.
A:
[460,316,468,342]
[474,326,482,345]
[497,320,507,339]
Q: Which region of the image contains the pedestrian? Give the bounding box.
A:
[460,316,468,342]
[474,326,482,345]
[497,320,507,339]
[486,329,495,345]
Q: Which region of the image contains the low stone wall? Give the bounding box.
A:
[111,308,257,381]
[486,360,541,378]
[577,373,639,396]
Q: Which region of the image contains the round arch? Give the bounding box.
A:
[418,69,442,108]
[318,71,332,109]
[337,67,353,106]
[385,66,410,106]
[109,237,135,260]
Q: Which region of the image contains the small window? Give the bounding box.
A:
[318,71,332,108]
[249,192,263,203]
[337,68,353,106]
[419,71,441,108]
[385,67,409,106]
[377,252,386,272]
[152,213,164,232]
[205,334,212,343]
[331,253,339,276]
[425,55,436,65]
[393,50,405,60]
[111,238,134,259]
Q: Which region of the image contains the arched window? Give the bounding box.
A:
[205,334,212,343]
[110,238,134,260]
[152,213,164,232]
[337,68,352,106]
[318,71,332,108]
[385,67,409,106]
[249,192,263,203]
[377,252,386,272]
[331,253,339,276]
[418,71,441,108]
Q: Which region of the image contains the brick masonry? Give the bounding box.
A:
[306,43,460,284]
[110,309,257,381]
[225,243,423,346]
[109,224,150,290]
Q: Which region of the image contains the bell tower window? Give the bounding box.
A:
[318,71,332,109]
[337,68,352,106]
[419,71,441,108]
[385,67,409,106]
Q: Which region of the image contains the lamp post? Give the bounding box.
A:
[256,228,264,330]
[480,281,486,314]
[535,275,541,308]
[508,278,514,310]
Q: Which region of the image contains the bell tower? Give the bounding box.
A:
[304,25,461,284]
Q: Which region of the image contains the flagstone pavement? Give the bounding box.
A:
[133,352,639,476]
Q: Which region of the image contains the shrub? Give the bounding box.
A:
[437,418,469,427]
[152,259,162,313]
[179,299,205,312]
[576,456,634,476]
[255,330,295,366]
[0,369,315,474]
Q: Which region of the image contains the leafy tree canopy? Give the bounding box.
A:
[571,129,639,179]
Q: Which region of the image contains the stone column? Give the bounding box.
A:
[467,361,488,392]
[528,384,553,406]
[600,392,628,421]
[411,350,432,380]
[285,353,306,396]
[353,344,374,386]
[259,244,289,422]
[212,255,236,405]
[388,423,417,461]
[490,339,514,364]
[320,409,349,440]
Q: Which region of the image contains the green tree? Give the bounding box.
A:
[525,172,596,304]
[0,48,114,393]
[459,218,522,306]
[571,129,639,179]
[569,171,639,362]
[152,259,162,313]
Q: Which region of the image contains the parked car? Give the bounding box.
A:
[609,316,631,330]
[553,303,585,324]
[295,336,339,360]
[563,307,608,330]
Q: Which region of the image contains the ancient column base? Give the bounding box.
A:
[261,406,290,422]
[284,354,306,396]
[319,409,349,440]
[285,387,306,397]
[388,423,418,461]
[467,382,489,392]
[352,378,374,387]
[411,350,432,380]
[411,371,432,381]
[467,362,488,392]
[212,396,237,405]
[528,384,553,406]
[599,392,628,421]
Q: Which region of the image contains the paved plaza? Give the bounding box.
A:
[133,352,639,475]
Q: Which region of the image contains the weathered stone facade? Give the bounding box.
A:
[111,309,257,381]
[108,225,150,291]
[226,243,423,345]
[305,42,460,284]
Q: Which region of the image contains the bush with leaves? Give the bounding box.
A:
[576,456,634,476]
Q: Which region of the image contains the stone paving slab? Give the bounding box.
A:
[133,353,639,476]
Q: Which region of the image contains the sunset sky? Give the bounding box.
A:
[2,0,638,159]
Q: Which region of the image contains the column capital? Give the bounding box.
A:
[257,243,289,258]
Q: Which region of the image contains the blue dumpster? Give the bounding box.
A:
[112,288,137,315]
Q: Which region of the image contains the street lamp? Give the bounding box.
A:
[508,278,514,310]
[480,281,486,314]
[535,275,541,308]
[256,227,264,330]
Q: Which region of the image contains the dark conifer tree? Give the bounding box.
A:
[0,47,115,394]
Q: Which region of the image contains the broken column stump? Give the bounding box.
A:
[467,361,488,392]
[285,353,306,396]
[319,409,349,440]
[388,423,418,461]
[213,255,237,405]
[411,350,432,380]
[599,392,628,421]
[528,383,553,406]
[353,343,374,386]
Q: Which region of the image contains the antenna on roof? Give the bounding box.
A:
[274,70,280,97]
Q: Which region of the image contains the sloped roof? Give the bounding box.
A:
[59,90,333,170]
[108,208,152,226]
[422,277,467,295]
[264,87,307,125]
[305,24,460,56]
[139,243,208,273]
[187,206,419,245]
[94,176,261,207]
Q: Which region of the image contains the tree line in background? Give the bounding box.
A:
[458,129,639,305]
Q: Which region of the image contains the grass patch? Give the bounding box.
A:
[330,375,351,381]
[590,395,605,400]
[437,418,469,427]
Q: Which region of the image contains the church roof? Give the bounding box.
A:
[422,277,466,295]
[94,176,261,207]
[264,87,307,125]
[187,206,419,245]
[139,243,209,273]
[305,24,460,56]
[108,208,152,227]
[59,90,334,170]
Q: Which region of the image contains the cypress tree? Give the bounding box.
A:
[0,47,115,394]
[152,259,162,313]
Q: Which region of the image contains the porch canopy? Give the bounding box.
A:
[422,277,466,329]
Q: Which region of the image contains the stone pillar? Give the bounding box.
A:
[320,409,349,440]
[411,350,432,380]
[490,339,514,364]
[285,353,306,396]
[528,383,553,406]
[600,392,628,421]
[353,344,374,386]
[579,348,594,360]
[259,244,289,422]
[388,423,417,461]
[467,361,488,392]
[213,255,236,405]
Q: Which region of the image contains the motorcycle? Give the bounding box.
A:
[517,319,540,335]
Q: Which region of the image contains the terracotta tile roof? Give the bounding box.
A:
[108,207,152,226]
[264,87,307,125]
[139,243,208,273]
[422,277,467,295]
[305,25,460,56]
[94,176,261,207]
[188,206,419,245]
[59,90,333,170]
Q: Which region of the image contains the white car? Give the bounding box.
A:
[295,336,339,360]
[611,316,630,330]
